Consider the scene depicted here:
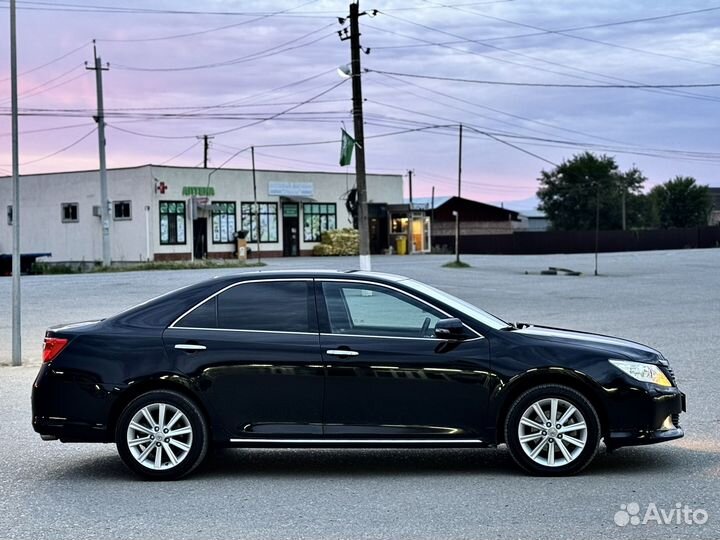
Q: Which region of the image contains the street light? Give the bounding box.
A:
[452,210,460,265]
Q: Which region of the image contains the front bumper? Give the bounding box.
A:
[605,388,686,449]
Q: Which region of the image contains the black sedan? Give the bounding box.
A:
[32,270,685,479]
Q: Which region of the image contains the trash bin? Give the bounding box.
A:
[234,230,248,262]
[395,235,407,255]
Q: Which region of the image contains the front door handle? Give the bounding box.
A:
[175,343,207,351]
[326,349,359,357]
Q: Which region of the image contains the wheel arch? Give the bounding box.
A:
[108,376,213,443]
[493,368,608,444]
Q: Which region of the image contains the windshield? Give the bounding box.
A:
[402,279,509,331]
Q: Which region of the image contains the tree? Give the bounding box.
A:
[537,152,646,231]
[647,176,711,228]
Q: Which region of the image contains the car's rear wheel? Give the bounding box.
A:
[116,390,209,480]
[504,384,600,476]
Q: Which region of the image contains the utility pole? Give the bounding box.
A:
[407,169,413,207]
[621,185,627,231]
[341,1,373,271]
[457,123,463,199]
[86,40,111,267]
[251,146,261,265]
[10,0,21,366]
[198,135,214,168]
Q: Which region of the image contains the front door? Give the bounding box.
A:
[193,217,207,259]
[282,203,300,256]
[317,280,492,440]
[162,279,324,438]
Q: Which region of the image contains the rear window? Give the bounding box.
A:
[217,281,314,333]
[175,297,217,328]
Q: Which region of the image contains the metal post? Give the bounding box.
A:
[430,185,435,253]
[87,42,111,267]
[595,182,600,276]
[10,0,22,366]
[453,211,460,265]
[144,205,151,261]
[457,124,463,199]
[349,1,371,271]
[408,169,413,207]
[251,146,261,264]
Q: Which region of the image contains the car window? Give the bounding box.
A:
[322,282,443,338]
[176,296,217,328]
[216,281,313,333]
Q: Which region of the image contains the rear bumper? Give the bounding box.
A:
[32,363,117,443]
[33,416,109,443]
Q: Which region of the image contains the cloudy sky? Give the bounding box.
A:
[1,0,719,207]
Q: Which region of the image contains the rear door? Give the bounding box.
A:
[317,279,492,440]
[163,279,324,439]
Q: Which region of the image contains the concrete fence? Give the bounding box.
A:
[432,226,720,255]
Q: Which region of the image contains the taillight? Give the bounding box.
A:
[42,337,68,363]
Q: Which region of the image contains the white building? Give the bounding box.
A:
[0,165,403,262]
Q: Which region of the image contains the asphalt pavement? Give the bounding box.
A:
[0,249,718,539]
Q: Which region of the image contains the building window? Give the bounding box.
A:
[6,205,11,226]
[113,201,132,221]
[159,201,186,245]
[303,203,336,242]
[211,201,236,244]
[241,203,278,243]
[61,203,79,223]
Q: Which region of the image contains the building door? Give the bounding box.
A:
[282,203,300,257]
[193,217,207,259]
[368,203,388,254]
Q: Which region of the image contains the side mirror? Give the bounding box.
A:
[434,318,467,340]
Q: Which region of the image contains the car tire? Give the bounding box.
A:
[116,390,209,480]
[504,384,600,476]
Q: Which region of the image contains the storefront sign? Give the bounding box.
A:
[282,205,299,217]
[268,182,314,197]
[182,186,215,196]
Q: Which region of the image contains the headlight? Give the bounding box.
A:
[609,359,672,387]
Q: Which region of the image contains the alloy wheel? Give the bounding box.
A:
[517,397,587,467]
[126,403,194,470]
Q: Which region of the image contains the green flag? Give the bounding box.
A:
[339,128,355,166]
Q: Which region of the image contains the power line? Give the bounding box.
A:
[0,120,94,138]
[372,5,720,50]
[421,0,720,69]
[0,40,90,83]
[366,69,720,88]
[0,0,511,16]
[0,64,84,104]
[113,24,335,71]
[159,140,202,165]
[0,126,96,167]
[372,13,720,103]
[371,71,636,147]
[97,0,321,43]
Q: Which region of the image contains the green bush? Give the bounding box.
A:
[313,228,359,256]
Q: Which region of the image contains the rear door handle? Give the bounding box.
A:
[326,349,359,357]
[175,343,207,351]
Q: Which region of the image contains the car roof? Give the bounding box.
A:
[219,269,410,283]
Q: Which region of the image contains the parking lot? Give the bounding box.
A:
[1,249,718,539]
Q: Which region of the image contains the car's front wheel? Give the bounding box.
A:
[504,384,600,476]
[116,390,209,480]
